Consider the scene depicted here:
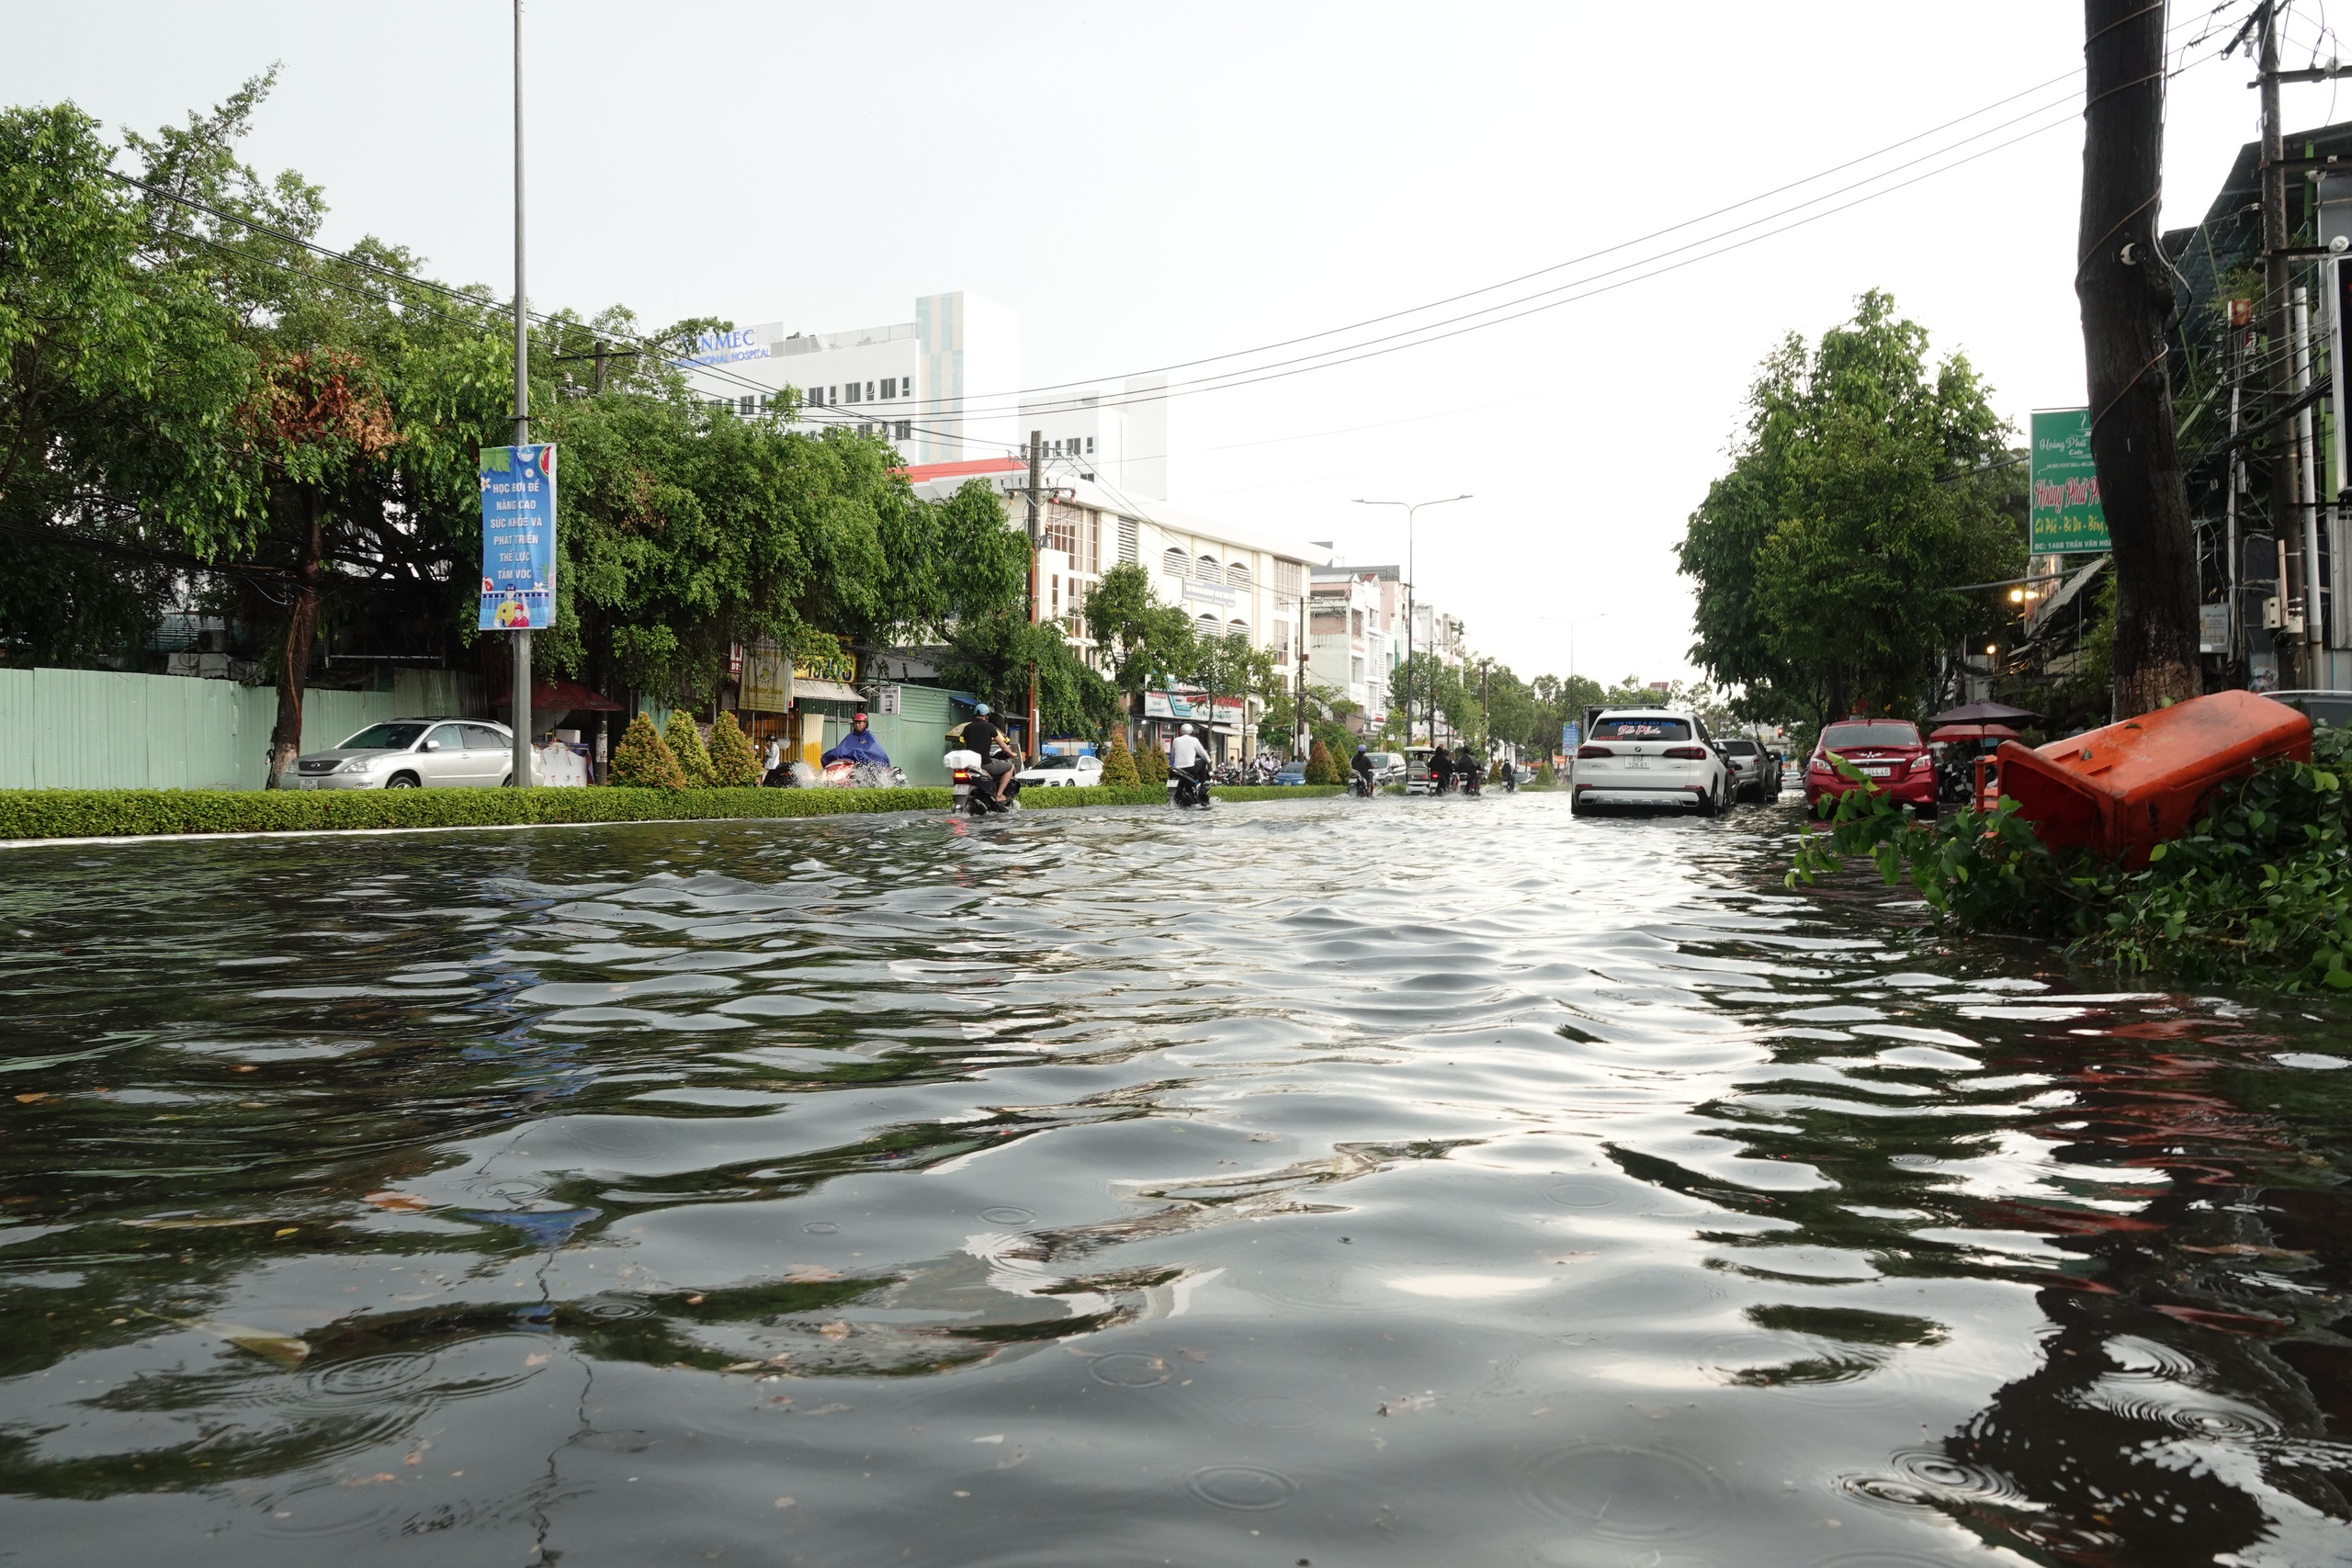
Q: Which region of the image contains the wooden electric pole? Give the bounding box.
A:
[2077,0,2202,714]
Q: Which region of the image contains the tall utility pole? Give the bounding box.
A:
[509,0,533,789]
[1023,430,1043,758]
[1353,494,1470,752]
[2257,2,2307,684]
[2077,0,2201,715]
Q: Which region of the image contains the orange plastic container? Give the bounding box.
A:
[1993,690,2312,867]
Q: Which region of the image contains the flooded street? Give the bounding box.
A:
[4,792,2351,1566]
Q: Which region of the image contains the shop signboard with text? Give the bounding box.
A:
[479,444,557,630]
[2029,409,2109,554]
[1145,689,1247,727]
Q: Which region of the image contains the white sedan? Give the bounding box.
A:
[1569,708,1732,817]
[1014,752,1104,788]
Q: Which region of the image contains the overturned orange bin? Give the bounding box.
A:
[1992,690,2312,868]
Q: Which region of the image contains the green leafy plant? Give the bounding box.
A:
[1099,728,1141,787]
[663,712,716,786]
[1790,728,2352,991]
[608,713,688,789]
[1136,738,1168,785]
[705,710,762,787]
[1305,739,1339,785]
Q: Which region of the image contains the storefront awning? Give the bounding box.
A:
[796,680,864,705]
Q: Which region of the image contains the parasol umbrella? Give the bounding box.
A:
[1930,698,2040,725]
[1929,722,2020,743]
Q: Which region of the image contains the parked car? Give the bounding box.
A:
[1014,752,1103,788]
[1804,718,1935,813]
[1718,737,1781,802]
[287,718,537,790]
[1272,761,1310,785]
[1569,708,1732,817]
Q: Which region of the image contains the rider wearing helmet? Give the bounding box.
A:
[1351,743,1374,793]
[821,710,891,768]
[1168,722,1212,790]
[961,704,1016,801]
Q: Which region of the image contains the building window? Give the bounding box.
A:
[1118,515,1138,564]
[1351,658,1365,683]
[1351,609,1363,637]
[1195,614,1221,637]
[1273,623,1290,664]
[865,382,876,401]
[894,421,910,439]
[1197,553,1219,580]
[880,378,896,400]
[1229,618,1249,636]
[1274,559,1303,599]
[842,382,860,404]
[1163,547,1189,579]
[1227,561,1251,589]
[1085,436,1096,454]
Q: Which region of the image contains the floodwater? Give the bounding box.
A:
[3,794,2351,1567]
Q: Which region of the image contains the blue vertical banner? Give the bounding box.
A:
[479,444,558,631]
[1561,721,1579,750]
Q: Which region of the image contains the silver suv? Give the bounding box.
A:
[287,718,537,790]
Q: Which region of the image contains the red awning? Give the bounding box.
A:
[494,677,623,713]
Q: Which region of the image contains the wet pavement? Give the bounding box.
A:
[3,791,2350,1566]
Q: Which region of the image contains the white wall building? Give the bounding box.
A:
[1305,570,1396,724]
[682,290,1022,467]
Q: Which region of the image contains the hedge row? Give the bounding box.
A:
[0,783,1344,841]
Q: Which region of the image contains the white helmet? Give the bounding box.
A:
[1181,723,1196,736]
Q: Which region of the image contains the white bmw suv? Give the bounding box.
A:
[1570,708,1732,817]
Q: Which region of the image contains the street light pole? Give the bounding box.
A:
[508,0,532,790]
[1568,613,1608,750]
[1352,495,1469,752]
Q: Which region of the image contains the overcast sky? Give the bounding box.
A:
[6,2,2341,688]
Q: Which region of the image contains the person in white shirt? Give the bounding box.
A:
[1168,723,1211,782]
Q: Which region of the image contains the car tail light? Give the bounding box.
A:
[1908,754,1933,771]
[1663,746,1706,760]
[1809,756,1831,773]
[1576,745,1613,759]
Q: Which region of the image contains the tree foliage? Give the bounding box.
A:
[1679,291,2023,725]
[706,710,761,787]
[608,713,686,789]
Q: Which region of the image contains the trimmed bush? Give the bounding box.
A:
[0,783,1347,840]
[1136,739,1168,785]
[665,711,717,786]
[707,711,763,787]
[1305,739,1339,785]
[1100,728,1141,786]
[609,714,688,789]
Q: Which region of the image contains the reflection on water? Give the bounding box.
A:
[3,795,2350,1564]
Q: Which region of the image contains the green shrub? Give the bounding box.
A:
[0,783,1346,840]
[1535,760,1557,786]
[1789,726,2352,992]
[665,712,717,786]
[1100,728,1141,786]
[1136,739,1168,784]
[609,714,688,789]
[707,711,763,787]
[1305,739,1338,785]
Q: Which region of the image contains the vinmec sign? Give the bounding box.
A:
[2029,409,2109,554]
[479,444,557,630]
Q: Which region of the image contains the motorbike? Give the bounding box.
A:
[1212,761,1245,786]
[1458,767,1481,797]
[820,759,908,789]
[1167,765,1213,809]
[1348,772,1374,797]
[944,747,1023,816]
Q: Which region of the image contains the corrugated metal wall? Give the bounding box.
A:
[0,669,482,791]
[871,685,960,787]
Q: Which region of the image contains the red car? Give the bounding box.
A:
[1804,718,1935,812]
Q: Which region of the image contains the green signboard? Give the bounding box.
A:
[2029,409,2109,554]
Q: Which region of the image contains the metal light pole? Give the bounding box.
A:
[508,0,533,789]
[1567,613,1607,755]
[1353,495,1469,750]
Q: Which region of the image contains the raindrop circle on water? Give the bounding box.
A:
[310,1352,435,1400]
[1887,1450,2029,1505]
[1516,1445,1723,1540]
[1544,1177,1622,1209]
[802,1222,840,1235]
[1088,1352,1171,1388]
[1185,1464,1296,1511]
[979,1206,1035,1225]
[1838,1472,1939,1512]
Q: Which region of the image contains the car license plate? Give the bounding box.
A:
[1625,756,1648,770]
[1861,765,1892,777]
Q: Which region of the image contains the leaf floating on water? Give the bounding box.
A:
[972,1434,1005,1445]
[725,1360,763,1371]
[211,1324,310,1365]
[13,1093,48,1104]
[785,1264,842,1282]
[363,1190,429,1213]
[773,1496,797,1508]
[817,1320,851,1340]
[1377,1391,1438,1416]
[525,1353,549,1367]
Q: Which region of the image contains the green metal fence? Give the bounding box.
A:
[0,668,482,791]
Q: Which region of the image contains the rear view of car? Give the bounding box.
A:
[1570,710,1730,816]
[1804,719,1934,812]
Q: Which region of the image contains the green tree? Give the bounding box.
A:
[706,709,761,786]
[1679,291,2021,725]
[664,711,715,785]
[1083,560,1197,730]
[1100,726,1141,786]
[608,712,686,788]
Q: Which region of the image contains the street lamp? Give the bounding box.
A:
[1353,495,1470,747]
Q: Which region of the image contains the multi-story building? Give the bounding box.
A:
[681,291,1022,468]
[1305,566,1401,725]
[899,457,1311,761]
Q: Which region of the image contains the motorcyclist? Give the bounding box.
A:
[1428,745,1453,795]
[1455,743,1479,792]
[762,738,791,787]
[961,704,1016,802]
[1500,754,1518,793]
[1351,744,1374,795]
[1168,723,1212,796]
[821,710,890,769]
